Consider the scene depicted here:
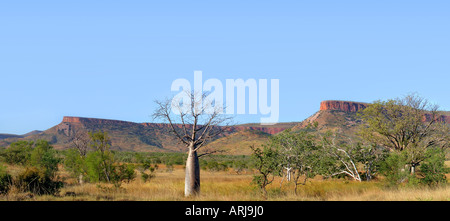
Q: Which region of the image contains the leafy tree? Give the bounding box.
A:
[85,143,115,183]
[320,136,362,182]
[351,144,389,181]
[379,152,410,187]
[1,141,33,165]
[63,148,87,184]
[84,131,137,186]
[358,93,449,174]
[30,140,60,178]
[64,131,137,186]
[250,144,280,198]
[267,130,321,194]
[2,140,63,195]
[419,147,447,186]
[136,156,157,182]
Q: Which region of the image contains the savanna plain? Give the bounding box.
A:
[2,163,449,201]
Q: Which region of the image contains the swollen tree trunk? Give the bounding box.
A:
[185,147,200,197]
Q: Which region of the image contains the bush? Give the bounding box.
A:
[379,152,410,187]
[419,148,447,186]
[85,150,136,185]
[30,140,60,178]
[0,165,13,194]
[63,148,86,183]
[16,167,63,195]
[113,164,136,184]
[138,160,157,182]
[205,161,229,172]
[85,150,114,183]
[1,141,33,165]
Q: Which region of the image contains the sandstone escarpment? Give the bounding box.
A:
[62,117,287,135]
[423,113,450,124]
[320,100,369,113]
[62,116,139,126]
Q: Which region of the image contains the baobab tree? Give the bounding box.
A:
[153,90,232,197]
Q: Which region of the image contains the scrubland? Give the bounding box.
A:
[2,164,448,201]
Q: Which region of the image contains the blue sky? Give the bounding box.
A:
[1,1,449,134]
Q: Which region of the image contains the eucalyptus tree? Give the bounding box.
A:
[267,130,320,194]
[358,93,449,174]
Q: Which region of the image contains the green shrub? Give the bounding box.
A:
[113,164,136,184]
[63,148,86,183]
[1,141,33,165]
[419,148,447,186]
[16,167,63,195]
[85,150,113,183]
[205,161,229,172]
[30,140,60,178]
[0,165,13,194]
[379,152,410,187]
[138,160,157,182]
[85,150,136,185]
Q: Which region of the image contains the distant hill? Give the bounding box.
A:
[1,100,448,155]
[0,130,43,140]
[0,134,22,140]
[292,100,450,144]
[0,116,293,153]
[203,129,272,155]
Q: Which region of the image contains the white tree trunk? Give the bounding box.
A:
[185,147,200,197]
[79,174,84,185]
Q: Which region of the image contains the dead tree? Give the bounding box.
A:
[153,90,232,197]
[69,127,90,184]
[70,128,90,157]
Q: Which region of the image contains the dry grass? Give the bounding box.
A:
[1,165,449,201]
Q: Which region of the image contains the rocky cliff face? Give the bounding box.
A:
[423,113,450,124]
[320,100,369,113]
[62,116,287,135]
[62,116,82,123]
[62,116,138,126]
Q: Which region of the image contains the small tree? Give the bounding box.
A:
[250,145,280,198]
[30,140,60,178]
[419,147,447,186]
[350,143,388,181]
[321,138,362,182]
[13,140,63,195]
[267,130,320,194]
[64,148,87,184]
[379,152,410,187]
[86,131,115,183]
[137,156,157,182]
[1,141,33,165]
[68,128,90,184]
[65,131,136,186]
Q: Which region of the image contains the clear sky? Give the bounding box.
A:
[1,1,449,134]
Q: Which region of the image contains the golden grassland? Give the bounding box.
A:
[1,164,449,201]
